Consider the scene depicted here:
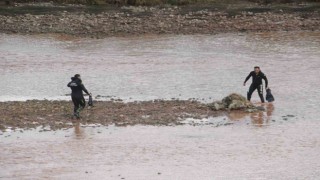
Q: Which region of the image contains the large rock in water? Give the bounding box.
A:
[209,93,257,111]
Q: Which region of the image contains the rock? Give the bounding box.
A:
[209,93,262,112]
[6,19,13,23]
[222,93,246,105]
[222,93,254,110]
[208,101,225,110]
[228,100,249,110]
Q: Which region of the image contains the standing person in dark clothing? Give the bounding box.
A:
[67,74,91,118]
[243,66,268,103]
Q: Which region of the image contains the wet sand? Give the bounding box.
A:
[0,100,224,130]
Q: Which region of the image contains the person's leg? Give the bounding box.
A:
[74,97,86,118]
[72,97,82,118]
[79,97,86,110]
[247,84,256,101]
[72,96,78,114]
[257,84,265,103]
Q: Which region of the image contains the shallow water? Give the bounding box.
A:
[1,31,320,179]
[1,122,320,179]
[1,32,320,116]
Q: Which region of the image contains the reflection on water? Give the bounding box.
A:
[227,103,275,126]
[250,103,273,126]
[73,122,85,139]
[250,111,266,126]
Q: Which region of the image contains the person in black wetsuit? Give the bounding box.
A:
[67,74,91,118]
[243,66,268,103]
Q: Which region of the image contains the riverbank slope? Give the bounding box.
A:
[0,2,319,37]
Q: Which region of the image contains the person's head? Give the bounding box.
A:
[74,74,81,80]
[254,66,260,74]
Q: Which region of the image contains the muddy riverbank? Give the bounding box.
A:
[0,3,319,37]
[0,99,228,130]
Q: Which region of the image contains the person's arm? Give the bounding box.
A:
[67,81,72,87]
[80,83,90,95]
[244,72,252,85]
[262,74,268,88]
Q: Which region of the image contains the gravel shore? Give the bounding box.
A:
[0,4,319,37]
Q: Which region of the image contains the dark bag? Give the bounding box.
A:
[266,88,275,102]
[88,95,94,107]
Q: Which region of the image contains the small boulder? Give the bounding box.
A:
[209,93,260,111]
[208,101,225,110]
[222,93,253,110]
[228,100,248,110]
[222,93,245,105]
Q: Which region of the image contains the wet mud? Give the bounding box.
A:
[0,99,225,130]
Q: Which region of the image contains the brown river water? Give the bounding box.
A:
[1,31,320,179]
